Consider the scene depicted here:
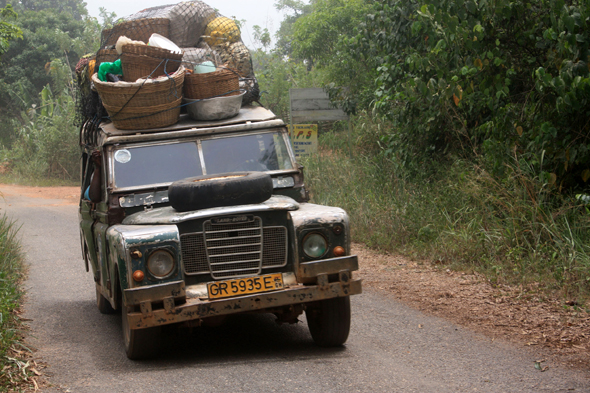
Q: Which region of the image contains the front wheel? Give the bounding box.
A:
[122,305,161,360]
[305,296,351,347]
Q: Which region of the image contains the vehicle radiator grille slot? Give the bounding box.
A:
[180,217,288,278]
[262,227,287,268]
[204,218,262,279]
[180,232,209,274]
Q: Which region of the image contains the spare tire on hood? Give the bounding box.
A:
[168,172,273,212]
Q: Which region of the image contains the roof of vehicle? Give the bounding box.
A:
[95,106,285,146]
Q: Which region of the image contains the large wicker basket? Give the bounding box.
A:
[120,44,183,82]
[101,18,170,47]
[91,66,185,130]
[183,67,240,99]
[95,48,119,68]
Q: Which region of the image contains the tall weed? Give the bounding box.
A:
[0,215,28,390]
[445,159,590,294]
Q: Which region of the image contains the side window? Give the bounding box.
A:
[81,153,92,200]
[80,149,107,203]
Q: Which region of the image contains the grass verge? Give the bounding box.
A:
[0,215,35,391]
[302,117,590,303]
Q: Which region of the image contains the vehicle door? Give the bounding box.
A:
[79,150,100,280]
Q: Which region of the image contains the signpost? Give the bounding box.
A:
[288,124,318,157]
[289,88,349,123]
[289,88,352,158]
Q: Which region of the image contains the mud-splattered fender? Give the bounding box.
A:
[289,203,351,278]
[106,225,181,293]
[289,203,350,247]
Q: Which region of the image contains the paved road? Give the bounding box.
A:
[2,189,589,392]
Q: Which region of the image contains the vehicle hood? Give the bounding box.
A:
[122,195,300,225]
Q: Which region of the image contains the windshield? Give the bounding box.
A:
[112,131,294,189]
[202,133,292,174]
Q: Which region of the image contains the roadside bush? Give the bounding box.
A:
[435,157,590,293]
[0,215,28,390]
[1,59,80,181]
[303,113,590,299]
[333,0,590,193]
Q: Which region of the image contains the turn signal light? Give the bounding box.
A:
[132,270,145,282]
[333,246,346,257]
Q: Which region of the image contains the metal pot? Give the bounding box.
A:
[184,91,245,121]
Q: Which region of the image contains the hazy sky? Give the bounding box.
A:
[84,0,285,49]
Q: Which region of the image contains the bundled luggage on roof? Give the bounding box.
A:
[75,0,260,131]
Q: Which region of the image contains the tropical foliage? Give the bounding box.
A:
[0,5,22,58]
[280,0,590,296]
[295,0,590,192]
[0,3,96,120]
[0,0,102,179]
[6,59,79,180]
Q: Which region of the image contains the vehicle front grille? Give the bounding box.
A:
[180,216,288,279]
[261,227,287,268]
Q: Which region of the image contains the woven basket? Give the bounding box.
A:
[91,67,185,130]
[183,67,240,99]
[95,49,119,68]
[101,18,170,47]
[122,43,180,58]
[120,44,183,82]
[102,98,182,130]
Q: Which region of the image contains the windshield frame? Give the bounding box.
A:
[106,129,299,193]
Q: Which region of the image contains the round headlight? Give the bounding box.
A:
[303,233,328,258]
[147,250,175,278]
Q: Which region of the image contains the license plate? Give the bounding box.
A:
[207,273,284,300]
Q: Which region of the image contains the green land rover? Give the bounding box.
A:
[79,107,362,359]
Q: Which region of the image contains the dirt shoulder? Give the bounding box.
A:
[354,243,590,371]
[2,183,588,372]
[0,184,79,205]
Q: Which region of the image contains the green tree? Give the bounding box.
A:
[291,0,368,65]
[0,0,87,20]
[0,0,100,149]
[0,5,98,141]
[0,4,22,57]
[273,0,313,58]
[288,0,374,112]
[252,24,271,51]
[348,0,590,191]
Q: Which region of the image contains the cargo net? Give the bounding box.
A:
[75,0,260,127]
[74,57,108,127]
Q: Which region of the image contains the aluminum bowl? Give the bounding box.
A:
[184,91,245,121]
